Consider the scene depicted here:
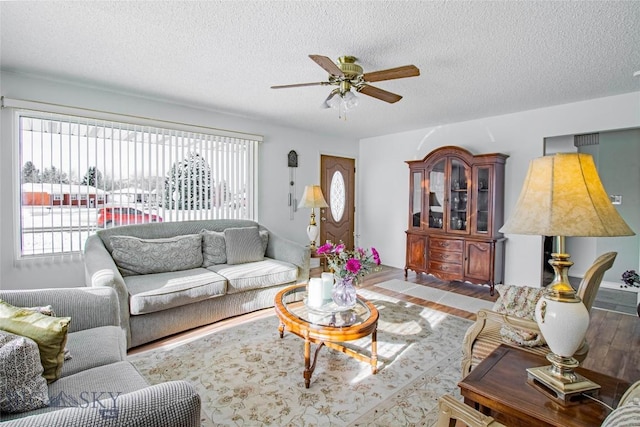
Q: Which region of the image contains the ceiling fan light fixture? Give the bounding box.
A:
[321,89,340,109]
[326,92,342,110]
[343,90,359,109]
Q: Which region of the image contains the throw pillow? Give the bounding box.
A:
[201,229,227,266]
[224,227,265,265]
[493,284,546,347]
[25,305,55,316]
[0,331,49,413]
[24,306,71,361]
[110,234,203,276]
[0,300,70,382]
[259,230,269,255]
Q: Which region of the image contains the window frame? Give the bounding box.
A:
[8,99,262,259]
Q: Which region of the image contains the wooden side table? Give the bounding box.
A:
[310,250,327,271]
[458,345,630,427]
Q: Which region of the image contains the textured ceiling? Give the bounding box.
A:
[2,1,640,140]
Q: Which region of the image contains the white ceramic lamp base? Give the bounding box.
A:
[528,295,599,405]
[306,223,319,250]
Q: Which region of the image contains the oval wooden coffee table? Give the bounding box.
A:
[274,284,379,388]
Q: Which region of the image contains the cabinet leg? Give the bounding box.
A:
[404,268,408,278]
[489,282,495,296]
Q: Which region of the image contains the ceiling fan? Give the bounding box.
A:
[271,55,420,110]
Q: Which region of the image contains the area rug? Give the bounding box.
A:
[128,289,472,426]
[375,279,495,313]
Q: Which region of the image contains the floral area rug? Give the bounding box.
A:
[128,289,471,426]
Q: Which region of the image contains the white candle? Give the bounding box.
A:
[308,278,324,307]
[321,273,334,300]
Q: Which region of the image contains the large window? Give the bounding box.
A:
[14,107,260,257]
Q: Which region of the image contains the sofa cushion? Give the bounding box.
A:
[207,258,298,294]
[61,326,126,378]
[125,268,227,315]
[0,300,71,382]
[224,227,264,265]
[0,361,150,420]
[110,234,203,276]
[0,330,49,413]
[493,284,546,347]
[201,229,227,266]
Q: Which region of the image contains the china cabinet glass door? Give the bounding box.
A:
[410,171,423,228]
[428,160,445,230]
[448,159,470,233]
[475,167,491,234]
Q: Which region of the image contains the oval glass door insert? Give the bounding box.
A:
[330,171,346,221]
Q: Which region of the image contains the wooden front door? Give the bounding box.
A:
[320,155,355,249]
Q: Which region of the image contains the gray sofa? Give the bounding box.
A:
[0,287,200,426]
[84,219,310,349]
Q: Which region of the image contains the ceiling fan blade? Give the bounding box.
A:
[358,85,403,103]
[271,82,328,89]
[309,54,345,77]
[363,65,420,83]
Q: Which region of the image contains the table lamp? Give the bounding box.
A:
[499,153,635,404]
[298,185,329,250]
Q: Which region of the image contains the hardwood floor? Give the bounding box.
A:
[130,265,640,384]
[359,265,639,383]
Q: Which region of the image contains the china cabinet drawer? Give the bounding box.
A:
[429,238,463,253]
[428,249,462,264]
[428,261,463,276]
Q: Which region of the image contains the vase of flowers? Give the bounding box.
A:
[316,241,381,308]
[621,270,640,288]
[332,276,358,308]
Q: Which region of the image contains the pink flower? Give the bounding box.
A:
[335,244,345,254]
[345,258,361,274]
[371,247,381,265]
[316,243,333,255]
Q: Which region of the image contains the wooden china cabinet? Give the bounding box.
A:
[405,146,508,295]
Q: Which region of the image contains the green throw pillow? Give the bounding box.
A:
[0,300,71,383]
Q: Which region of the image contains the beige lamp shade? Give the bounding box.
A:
[298,185,329,209]
[499,153,634,237]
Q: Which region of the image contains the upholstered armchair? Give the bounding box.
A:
[461,251,617,377]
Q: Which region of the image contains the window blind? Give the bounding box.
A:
[15,109,259,257]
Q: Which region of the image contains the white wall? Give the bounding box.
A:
[556,130,640,283]
[0,72,358,289]
[358,91,640,286]
[597,129,640,283]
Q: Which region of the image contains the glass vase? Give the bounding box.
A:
[332,276,357,308]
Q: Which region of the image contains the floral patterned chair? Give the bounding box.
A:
[460,251,617,378]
